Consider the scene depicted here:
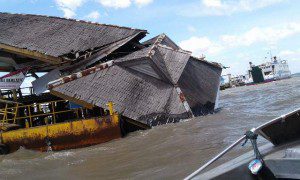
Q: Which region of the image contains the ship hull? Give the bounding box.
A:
[245,76,291,86]
[1,117,121,153]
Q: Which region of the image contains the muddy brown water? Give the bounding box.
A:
[1,76,300,180]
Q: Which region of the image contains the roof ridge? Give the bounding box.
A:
[147,45,157,58]
[48,60,114,89]
[156,44,191,55]
[153,34,166,45]
[191,55,222,68]
[0,12,147,32]
[146,34,165,58]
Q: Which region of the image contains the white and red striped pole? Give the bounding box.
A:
[48,60,114,89]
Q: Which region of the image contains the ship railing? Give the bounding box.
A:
[0,100,81,127]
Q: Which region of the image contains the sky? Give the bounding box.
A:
[1,0,300,75]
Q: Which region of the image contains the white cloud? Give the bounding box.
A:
[278,49,300,61]
[134,0,153,7]
[55,0,153,15]
[180,0,284,17]
[179,36,223,57]
[179,22,300,58]
[98,0,131,9]
[60,8,76,18]
[179,22,300,75]
[97,0,153,9]
[202,0,222,8]
[278,49,300,73]
[221,23,300,47]
[279,50,299,57]
[55,0,85,18]
[85,11,100,21]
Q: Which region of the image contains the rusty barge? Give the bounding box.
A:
[0,12,222,154]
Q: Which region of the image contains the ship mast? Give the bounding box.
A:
[267,50,273,62]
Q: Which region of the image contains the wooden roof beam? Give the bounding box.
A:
[0,43,65,65]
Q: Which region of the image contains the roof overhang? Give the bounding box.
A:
[0,43,66,65]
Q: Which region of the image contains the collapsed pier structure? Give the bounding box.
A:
[0,12,222,152]
[48,38,222,128]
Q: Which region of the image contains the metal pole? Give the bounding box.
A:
[28,105,32,127]
[107,101,114,116]
[52,102,56,124]
[13,103,19,124]
[106,101,119,123]
[184,135,246,180]
[4,104,8,123]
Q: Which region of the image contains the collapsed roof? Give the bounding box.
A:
[0,13,147,71]
[49,36,222,127]
[0,13,222,126]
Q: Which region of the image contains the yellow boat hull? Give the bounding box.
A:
[1,117,121,153]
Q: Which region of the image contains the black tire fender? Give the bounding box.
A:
[0,144,9,155]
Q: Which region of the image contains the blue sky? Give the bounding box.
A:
[1,0,300,75]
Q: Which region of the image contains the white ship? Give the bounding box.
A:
[247,56,292,84]
[219,56,292,89]
[258,56,291,81]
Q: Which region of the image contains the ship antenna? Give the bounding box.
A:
[268,50,273,62]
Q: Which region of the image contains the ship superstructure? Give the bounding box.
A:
[248,56,291,84]
[257,56,291,82]
[220,56,292,90]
